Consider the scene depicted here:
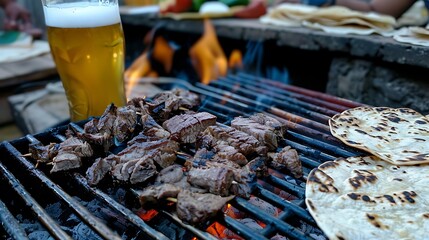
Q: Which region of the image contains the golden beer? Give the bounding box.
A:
[43,2,126,122]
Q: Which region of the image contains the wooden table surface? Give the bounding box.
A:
[0,54,57,89]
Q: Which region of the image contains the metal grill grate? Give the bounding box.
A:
[0,73,365,240]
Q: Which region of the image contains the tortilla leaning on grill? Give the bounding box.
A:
[329,107,429,165]
[305,156,429,240]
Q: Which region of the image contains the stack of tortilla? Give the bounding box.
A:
[260,3,396,36]
[305,107,429,239]
[393,26,429,47]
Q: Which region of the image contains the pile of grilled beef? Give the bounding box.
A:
[28,88,302,225]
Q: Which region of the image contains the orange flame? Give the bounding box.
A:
[189,19,227,85]
[228,49,243,69]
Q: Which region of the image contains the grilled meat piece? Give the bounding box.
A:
[128,114,171,144]
[177,190,234,225]
[187,167,233,196]
[199,125,263,156]
[86,139,179,185]
[231,116,280,150]
[154,164,208,193]
[163,112,217,143]
[78,104,118,151]
[155,164,184,185]
[139,184,181,206]
[113,106,138,144]
[29,142,60,163]
[153,88,200,112]
[124,140,178,169]
[51,137,93,173]
[268,146,303,178]
[249,113,286,137]
[86,155,117,186]
[213,144,248,166]
[111,156,157,184]
[147,88,200,122]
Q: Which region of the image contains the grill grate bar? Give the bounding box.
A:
[234,198,311,240]
[285,140,336,162]
[5,140,122,240]
[223,216,269,240]
[227,75,349,113]
[72,173,170,240]
[287,131,356,158]
[197,83,330,124]
[256,186,315,225]
[299,155,322,169]
[128,188,218,240]
[267,109,330,134]
[237,73,364,109]
[0,149,72,240]
[217,77,339,117]
[267,175,305,199]
[0,199,28,240]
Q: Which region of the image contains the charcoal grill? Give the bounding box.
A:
[0,72,365,240]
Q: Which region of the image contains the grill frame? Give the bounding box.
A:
[0,73,365,240]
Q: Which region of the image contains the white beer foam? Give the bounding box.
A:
[43,3,120,28]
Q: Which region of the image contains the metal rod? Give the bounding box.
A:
[197,83,330,124]
[285,140,337,162]
[0,159,71,240]
[268,109,331,134]
[237,72,364,109]
[5,141,122,240]
[234,198,311,240]
[72,173,169,240]
[0,199,29,240]
[226,75,349,113]
[256,186,315,225]
[216,77,339,116]
[267,175,305,199]
[287,131,357,158]
[223,216,269,240]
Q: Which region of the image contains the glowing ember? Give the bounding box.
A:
[206,222,243,240]
[137,209,159,221]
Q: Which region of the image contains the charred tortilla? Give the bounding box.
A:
[329,107,429,165]
[306,156,429,240]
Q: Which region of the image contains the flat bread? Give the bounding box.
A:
[393,27,429,47]
[329,107,429,165]
[303,21,394,36]
[306,156,429,240]
[261,4,395,36]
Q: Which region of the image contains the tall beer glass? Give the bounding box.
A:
[41,0,126,122]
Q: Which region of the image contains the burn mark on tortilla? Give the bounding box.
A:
[415,120,427,124]
[319,161,339,170]
[383,195,396,204]
[402,191,417,204]
[348,170,377,190]
[414,138,426,142]
[308,169,338,193]
[372,126,385,131]
[307,199,316,212]
[336,236,345,240]
[423,213,429,218]
[355,129,367,135]
[361,195,375,203]
[393,178,402,181]
[409,154,429,161]
[402,150,420,154]
[347,193,359,200]
[387,116,401,123]
[366,213,388,229]
[346,140,359,145]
